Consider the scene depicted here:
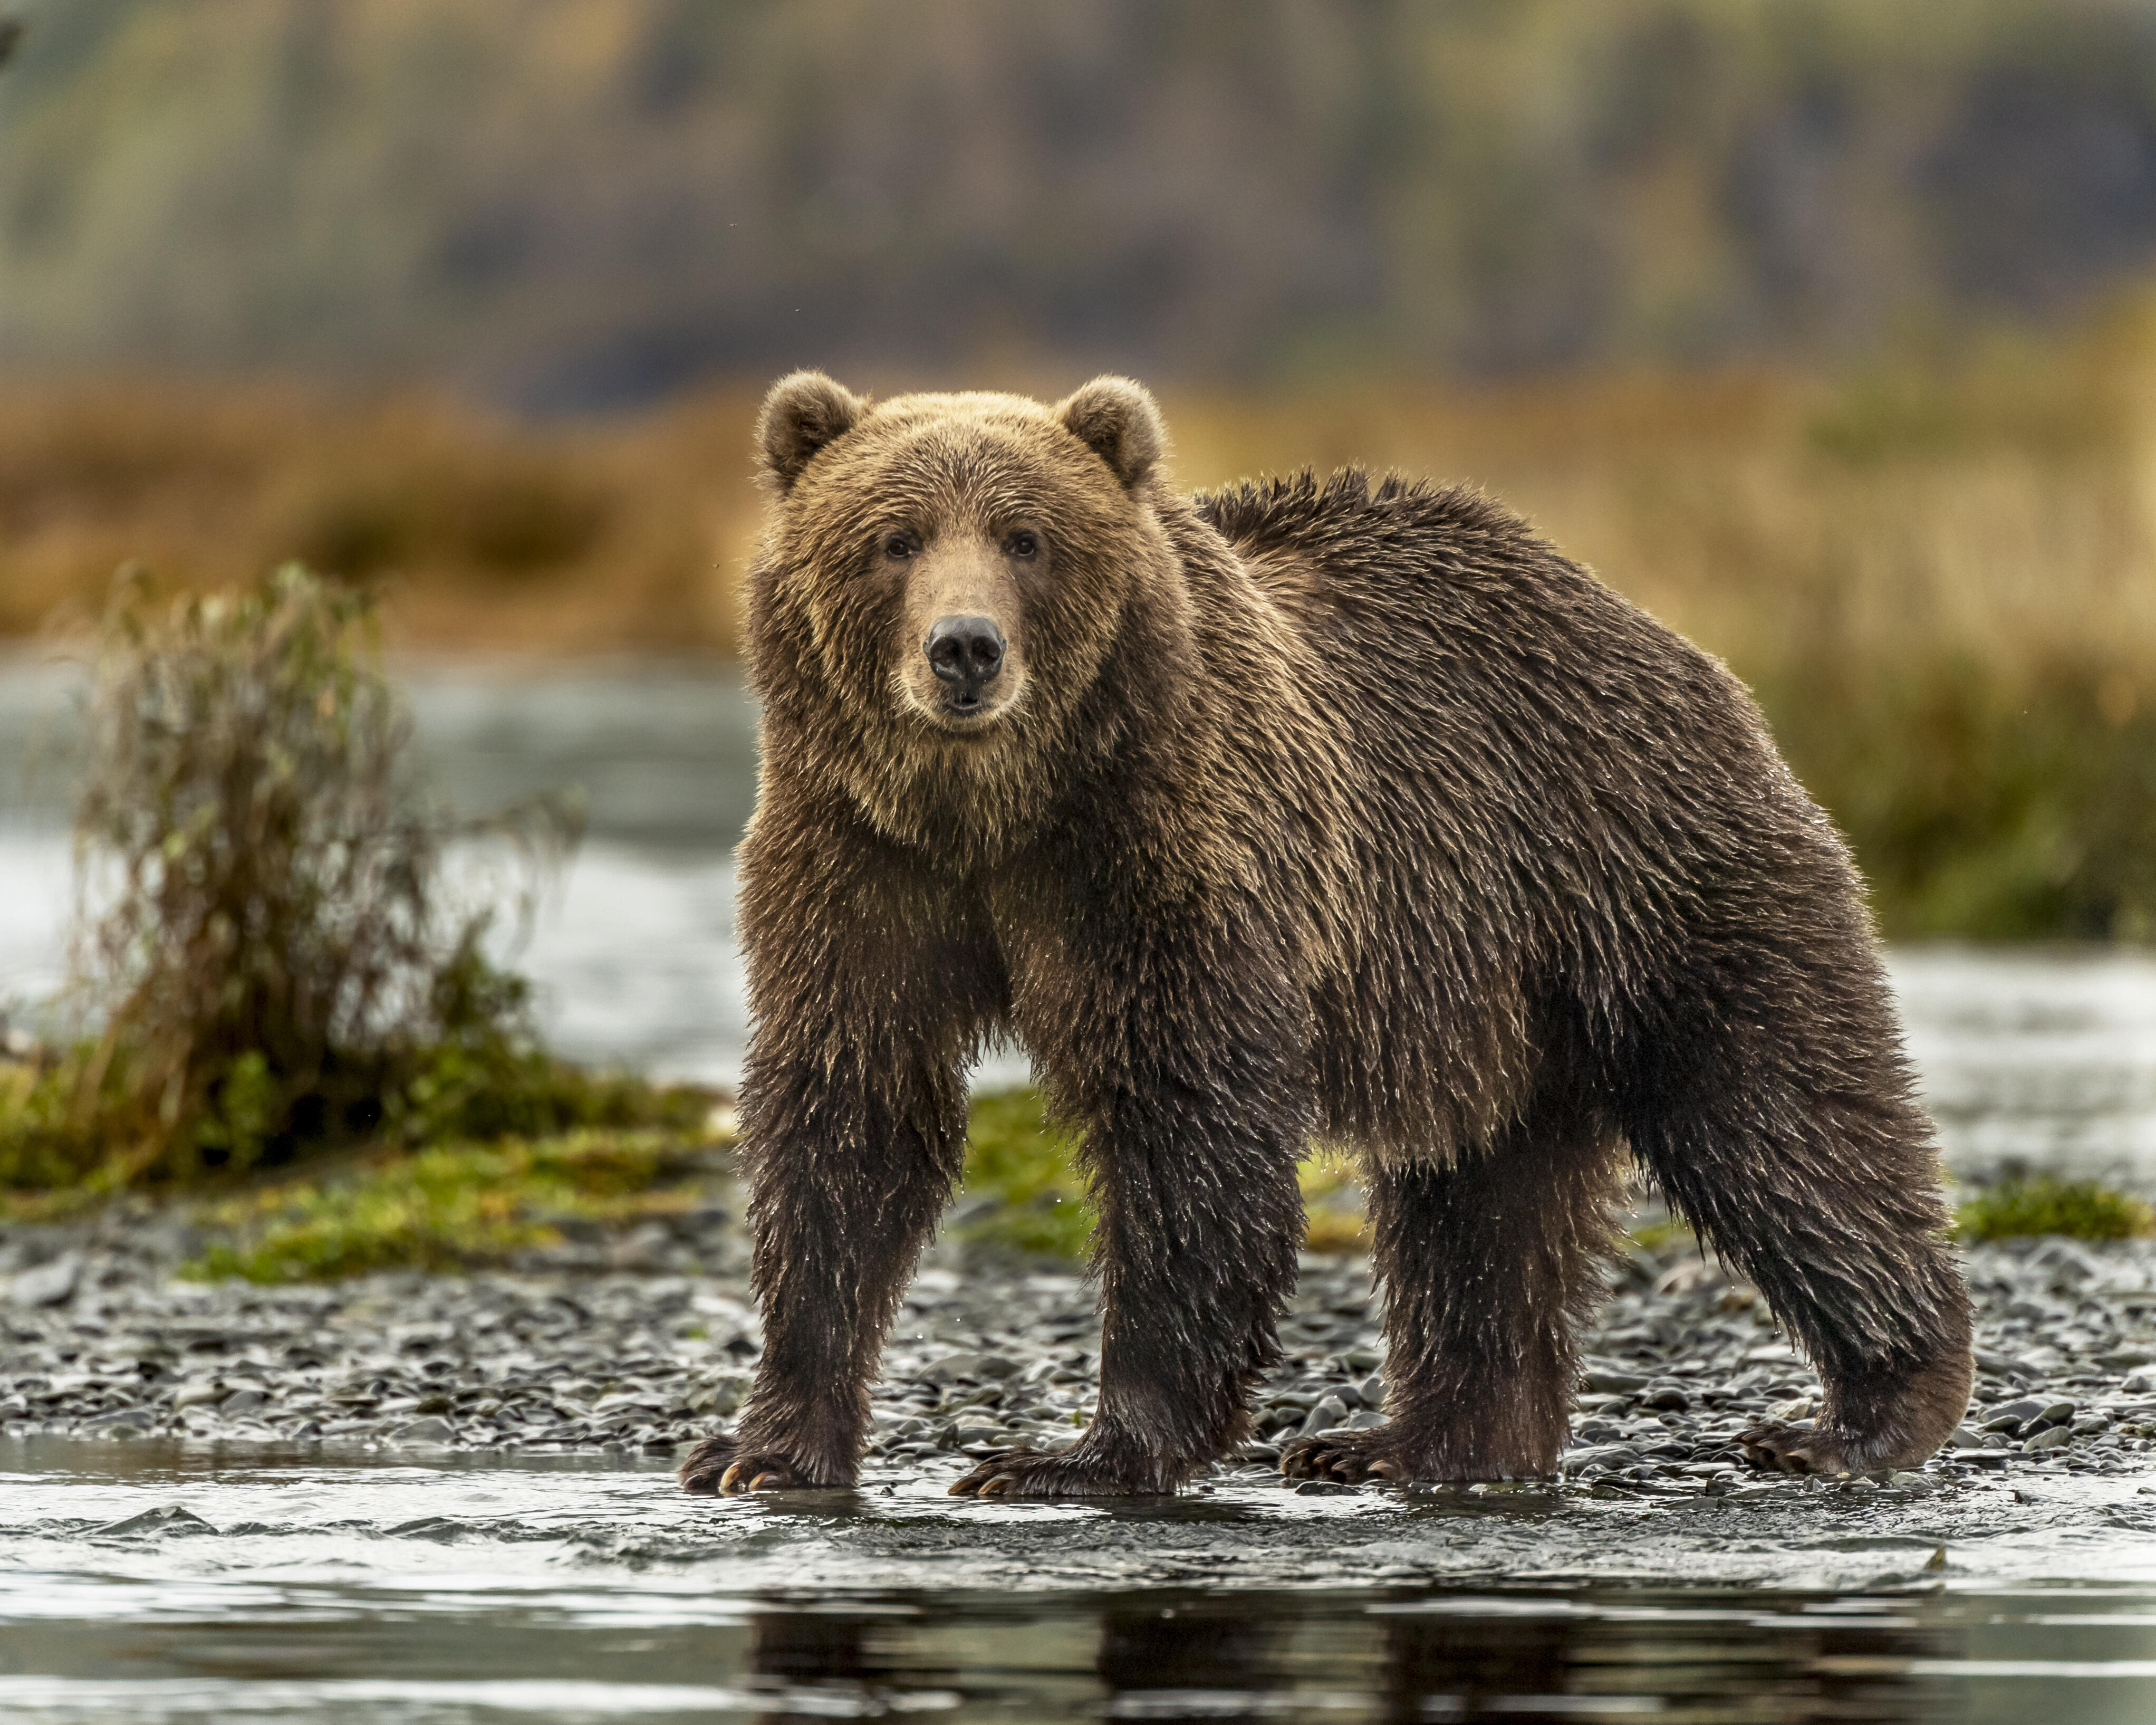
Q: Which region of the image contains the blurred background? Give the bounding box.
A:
[2,0,2154,1177]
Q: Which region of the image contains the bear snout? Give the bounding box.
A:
[924,615,1007,712]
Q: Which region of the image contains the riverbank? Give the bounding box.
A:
[5,1192,2152,1532]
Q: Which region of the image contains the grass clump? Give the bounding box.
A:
[184,1129,720,1283]
[0,564,698,1195]
[1957,1176,2156,1244]
[956,1087,1369,1259]
[957,1087,1091,1259]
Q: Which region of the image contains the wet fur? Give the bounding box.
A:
[679,376,1974,1500]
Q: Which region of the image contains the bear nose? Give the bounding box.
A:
[925,616,1006,691]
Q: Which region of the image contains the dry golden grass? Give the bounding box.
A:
[0,380,764,656]
[6,327,2153,685]
[4,325,2153,936]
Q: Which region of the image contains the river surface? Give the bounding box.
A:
[4,1440,2156,1724]
[5,657,2156,1722]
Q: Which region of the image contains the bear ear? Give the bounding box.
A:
[757,371,867,492]
[1056,376,1166,490]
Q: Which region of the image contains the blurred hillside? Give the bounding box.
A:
[9,0,2156,404]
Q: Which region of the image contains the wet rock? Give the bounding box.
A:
[0,1219,2143,1496]
[98,1505,214,1537]
[12,1254,79,1308]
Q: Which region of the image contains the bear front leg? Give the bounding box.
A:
[681,1047,966,1496]
[948,1068,1308,1499]
[679,800,998,1498]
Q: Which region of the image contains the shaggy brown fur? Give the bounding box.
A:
[676,372,1974,1501]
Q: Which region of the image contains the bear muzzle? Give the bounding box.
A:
[923,614,1009,719]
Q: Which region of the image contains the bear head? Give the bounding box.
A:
[746,372,1188,858]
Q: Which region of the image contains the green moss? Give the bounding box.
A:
[956,1087,1093,1259]
[955,1088,1375,1259]
[1956,1176,2155,1244]
[182,1128,721,1283]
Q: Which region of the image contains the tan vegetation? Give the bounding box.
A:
[0,380,761,654]
[4,313,2155,934]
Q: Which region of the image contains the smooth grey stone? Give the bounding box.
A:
[394,1416,457,1445]
[2022,1425,2072,1453]
[12,1255,79,1308]
[1300,1396,1350,1437]
[219,1389,266,1415]
[1562,1444,1641,1475]
[97,1505,214,1537]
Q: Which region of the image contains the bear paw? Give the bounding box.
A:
[946,1445,1173,1499]
[1278,1425,1417,1486]
[1737,1418,1889,1478]
[678,1433,812,1494]
[678,1433,736,1493]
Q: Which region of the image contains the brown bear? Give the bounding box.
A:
[677,372,1974,1500]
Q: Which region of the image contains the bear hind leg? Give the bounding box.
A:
[1624,975,1975,1477]
[1283,1110,1625,1486]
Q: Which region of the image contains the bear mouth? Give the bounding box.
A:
[931,691,1007,730]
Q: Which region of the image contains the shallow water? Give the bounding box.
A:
[4,1439,2156,1723]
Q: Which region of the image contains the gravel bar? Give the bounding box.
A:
[2,1205,2153,1492]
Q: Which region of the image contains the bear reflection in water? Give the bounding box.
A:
[681,372,1974,1503]
[736,1590,1942,1724]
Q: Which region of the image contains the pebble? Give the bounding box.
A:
[11,1253,79,1308]
[0,1205,2145,1492]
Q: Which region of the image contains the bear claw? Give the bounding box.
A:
[716,1455,803,1493]
[677,1432,736,1494]
[946,1445,1167,1499]
[677,1436,811,1496]
[1737,1417,1861,1477]
[1279,1425,1422,1486]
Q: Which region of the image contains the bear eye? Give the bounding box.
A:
[1004,529,1040,559]
[882,531,917,560]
